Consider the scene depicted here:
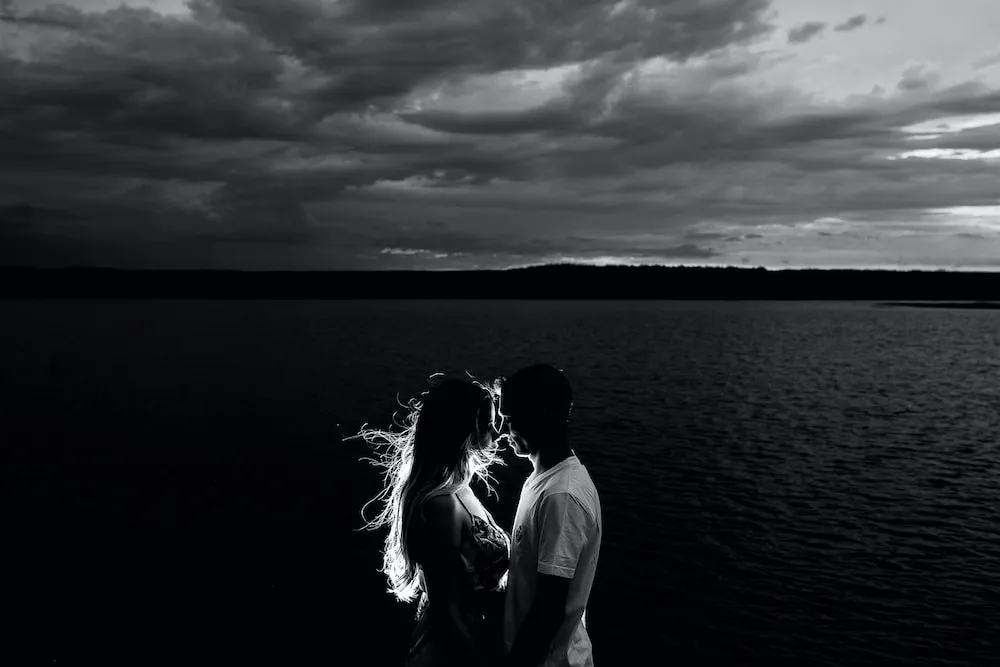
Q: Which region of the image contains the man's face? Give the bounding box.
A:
[499,412,531,458]
[497,388,531,458]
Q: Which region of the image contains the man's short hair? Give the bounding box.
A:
[501,364,573,444]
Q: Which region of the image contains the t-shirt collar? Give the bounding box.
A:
[527,451,578,485]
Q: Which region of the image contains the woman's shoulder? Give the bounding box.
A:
[421,492,460,517]
[412,494,472,565]
[415,491,469,539]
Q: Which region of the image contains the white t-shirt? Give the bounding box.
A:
[504,454,603,667]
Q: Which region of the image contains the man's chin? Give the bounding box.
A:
[498,435,529,458]
[510,444,530,458]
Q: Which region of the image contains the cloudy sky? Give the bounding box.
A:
[3,0,1000,270]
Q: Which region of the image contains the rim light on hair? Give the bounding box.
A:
[350,372,505,605]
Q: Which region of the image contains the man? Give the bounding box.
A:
[498,364,602,667]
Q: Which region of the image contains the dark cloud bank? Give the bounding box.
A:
[1,1,998,269]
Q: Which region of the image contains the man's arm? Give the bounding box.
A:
[506,492,592,667]
[506,572,570,667]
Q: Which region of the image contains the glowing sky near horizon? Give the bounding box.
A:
[3,0,1000,270]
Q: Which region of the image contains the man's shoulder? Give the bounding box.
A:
[530,461,599,512]
[572,461,598,489]
[565,463,599,502]
[538,487,599,527]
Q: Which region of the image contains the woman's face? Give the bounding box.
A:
[477,401,499,449]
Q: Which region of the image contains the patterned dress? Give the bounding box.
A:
[406,488,511,667]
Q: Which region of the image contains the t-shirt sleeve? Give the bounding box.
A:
[536,491,593,579]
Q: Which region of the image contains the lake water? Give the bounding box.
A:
[4,300,999,666]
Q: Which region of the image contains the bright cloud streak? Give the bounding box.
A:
[931,205,1000,218]
[900,112,1000,135]
[890,149,1000,160]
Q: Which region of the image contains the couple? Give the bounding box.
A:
[357,364,602,667]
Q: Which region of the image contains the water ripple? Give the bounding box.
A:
[3,300,999,665]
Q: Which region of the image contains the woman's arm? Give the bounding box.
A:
[419,495,482,663]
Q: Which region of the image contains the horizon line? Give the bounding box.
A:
[5,263,1000,273]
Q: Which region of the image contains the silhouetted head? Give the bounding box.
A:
[409,377,500,481]
[499,364,573,458]
[356,373,504,603]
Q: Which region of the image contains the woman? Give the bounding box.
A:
[356,374,511,667]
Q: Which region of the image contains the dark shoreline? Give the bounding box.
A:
[4,265,1000,300]
[876,301,1000,309]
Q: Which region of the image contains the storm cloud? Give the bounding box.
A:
[2,0,1000,270]
[834,15,868,32]
[787,21,826,44]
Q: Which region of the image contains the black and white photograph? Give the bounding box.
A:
[3,1,1000,665]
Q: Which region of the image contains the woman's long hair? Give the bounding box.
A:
[353,372,504,604]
